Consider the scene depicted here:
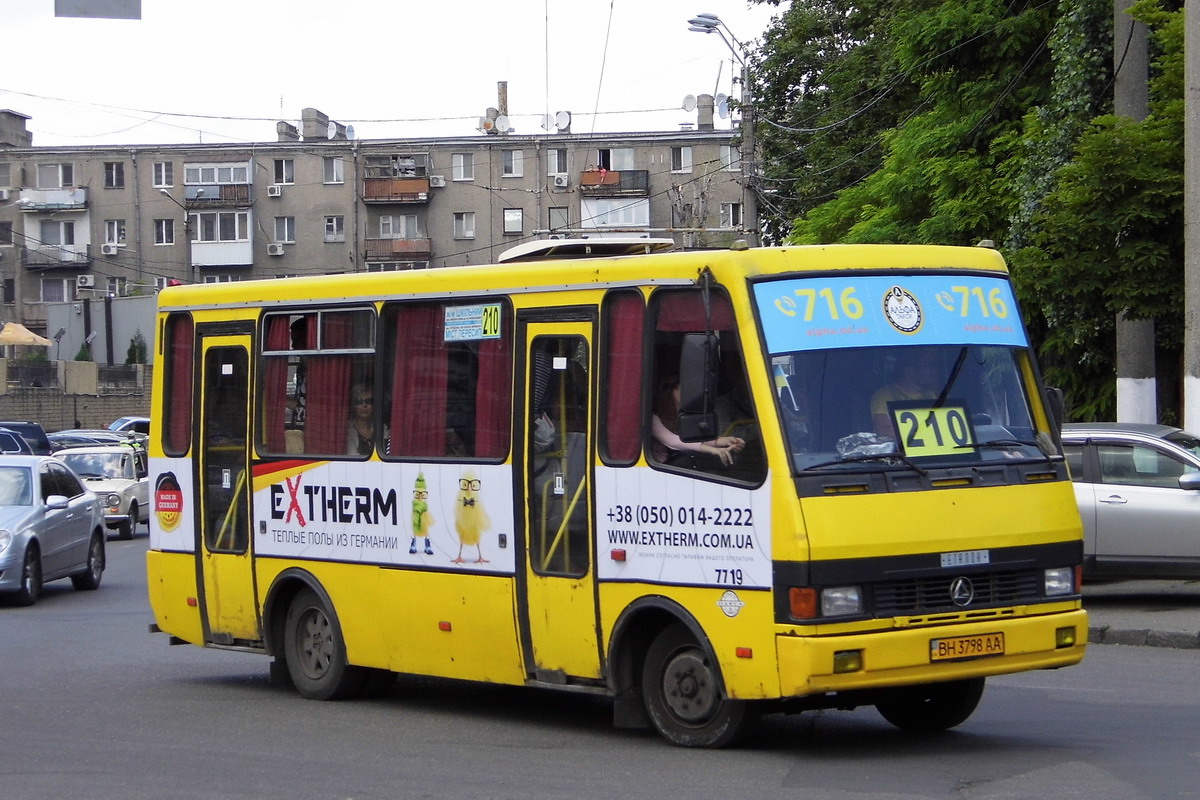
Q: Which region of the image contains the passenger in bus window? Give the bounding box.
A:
[651,375,744,467]
[347,384,388,455]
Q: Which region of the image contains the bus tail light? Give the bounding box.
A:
[789,587,818,620]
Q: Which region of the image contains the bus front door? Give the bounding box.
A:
[519,324,601,682]
[196,336,259,645]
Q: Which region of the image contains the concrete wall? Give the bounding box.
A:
[46,294,157,366]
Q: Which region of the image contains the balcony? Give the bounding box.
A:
[22,244,92,269]
[365,237,432,261]
[185,184,251,207]
[578,169,649,197]
[363,177,431,204]
[17,187,88,212]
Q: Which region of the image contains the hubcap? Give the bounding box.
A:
[298,608,332,679]
[661,649,719,723]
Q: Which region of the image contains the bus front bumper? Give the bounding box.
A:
[777,609,1088,697]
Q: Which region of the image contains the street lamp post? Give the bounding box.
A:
[160,188,200,284]
[688,12,758,247]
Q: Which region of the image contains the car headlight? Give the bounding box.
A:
[821,586,863,617]
[1044,567,1076,596]
[106,493,122,508]
[0,529,10,554]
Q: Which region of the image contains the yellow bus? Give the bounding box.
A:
[147,241,1086,747]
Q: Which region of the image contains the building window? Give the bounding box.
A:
[671,146,693,173]
[453,212,475,240]
[104,219,127,245]
[104,162,125,189]
[41,277,73,302]
[185,163,249,184]
[275,216,296,243]
[0,163,10,187]
[721,145,741,171]
[324,157,344,184]
[203,275,243,284]
[380,215,418,238]
[548,149,568,175]
[367,261,429,272]
[324,215,345,242]
[154,276,172,291]
[40,219,75,246]
[720,202,743,228]
[580,197,650,229]
[37,163,74,188]
[274,159,295,185]
[192,211,249,242]
[154,218,175,245]
[549,206,569,232]
[503,208,523,235]
[452,153,474,181]
[0,221,12,246]
[107,276,127,297]
[596,148,635,171]
[502,150,524,177]
[152,161,173,188]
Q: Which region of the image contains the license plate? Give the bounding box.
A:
[930,632,1005,662]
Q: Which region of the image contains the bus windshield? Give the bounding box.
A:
[774,344,1048,471]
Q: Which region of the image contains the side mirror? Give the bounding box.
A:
[677,332,719,442]
[45,494,69,510]
[1045,387,1065,431]
[1178,472,1200,491]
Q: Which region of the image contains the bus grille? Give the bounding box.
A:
[873,569,1043,615]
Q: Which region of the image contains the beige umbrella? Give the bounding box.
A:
[0,322,53,346]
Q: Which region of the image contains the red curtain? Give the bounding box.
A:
[389,306,448,456]
[654,290,734,331]
[473,330,512,458]
[165,315,193,454]
[306,316,352,453]
[262,316,290,453]
[604,292,644,462]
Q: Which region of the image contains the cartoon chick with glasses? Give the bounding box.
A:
[452,469,490,563]
[408,471,434,555]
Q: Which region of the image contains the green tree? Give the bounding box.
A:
[126,329,148,365]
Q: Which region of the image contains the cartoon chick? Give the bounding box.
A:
[409,471,434,555]
[452,469,490,563]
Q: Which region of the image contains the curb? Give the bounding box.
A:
[1088,626,1200,650]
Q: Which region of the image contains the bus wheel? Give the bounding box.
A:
[641,623,755,748]
[283,588,365,700]
[876,677,985,733]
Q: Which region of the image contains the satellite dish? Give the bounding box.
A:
[345,124,355,140]
[326,120,337,139]
[495,114,511,132]
[717,96,730,119]
[682,94,697,112]
[554,110,571,130]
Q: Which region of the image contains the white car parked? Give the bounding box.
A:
[57,445,149,539]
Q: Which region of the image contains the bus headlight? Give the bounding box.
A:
[821,586,863,617]
[1044,567,1075,596]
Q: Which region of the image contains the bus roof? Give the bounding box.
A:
[497,237,677,263]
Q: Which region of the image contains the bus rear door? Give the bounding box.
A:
[519,320,601,682]
[195,334,259,645]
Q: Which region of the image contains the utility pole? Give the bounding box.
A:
[1185,3,1200,429]
[1113,0,1155,422]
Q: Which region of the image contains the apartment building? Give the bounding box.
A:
[0,106,748,335]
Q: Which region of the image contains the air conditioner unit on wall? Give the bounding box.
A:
[100,243,119,256]
[429,175,446,188]
[553,174,569,188]
[77,274,96,288]
[267,242,285,256]
[267,184,283,197]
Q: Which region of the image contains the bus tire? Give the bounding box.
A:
[876,677,985,733]
[283,588,365,700]
[641,623,755,748]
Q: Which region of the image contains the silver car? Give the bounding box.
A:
[1061,423,1200,579]
[0,455,106,606]
[57,445,149,539]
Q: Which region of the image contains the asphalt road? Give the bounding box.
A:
[2,535,1198,800]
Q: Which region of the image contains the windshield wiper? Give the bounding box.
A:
[802,452,928,475]
[956,438,1054,459]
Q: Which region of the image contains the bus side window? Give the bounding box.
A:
[647,288,764,483]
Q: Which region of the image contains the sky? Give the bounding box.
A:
[1,0,779,147]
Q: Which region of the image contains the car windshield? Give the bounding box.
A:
[772,344,1049,472]
[0,466,33,505]
[60,452,131,480]
[1164,430,1200,460]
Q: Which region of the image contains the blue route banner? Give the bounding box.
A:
[754,274,1029,354]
